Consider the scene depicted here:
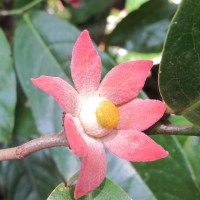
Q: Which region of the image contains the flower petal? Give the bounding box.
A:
[64,114,85,156]
[75,139,106,199]
[71,30,102,95]
[118,99,166,131]
[31,76,80,115]
[64,114,106,199]
[98,60,153,105]
[103,130,168,162]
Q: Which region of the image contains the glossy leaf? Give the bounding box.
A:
[47,178,132,200]
[108,0,177,53]
[159,0,200,126]
[0,28,16,142]
[133,135,200,199]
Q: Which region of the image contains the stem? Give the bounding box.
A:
[0,130,68,161]
[146,124,200,136]
[0,0,44,16]
[0,123,200,162]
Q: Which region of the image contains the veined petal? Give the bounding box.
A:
[103,130,168,162]
[98,60,153,105]
[71,30,102,95]
[64,115,106,199]
[118,99,166,131]
[31,76,80,115]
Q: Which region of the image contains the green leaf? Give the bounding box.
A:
[169,115,192,125]
[1,98,62,200]
[67,0,113,24]
[108,0,177,53]
[14,87,39,137]
[133,135,200,199]
[183,136,200,188]
[125,0,149,12]
[47,178,132,200]
[159,0,200,126]
[49,147,80,180]
[106,151,156,200]
[0,28,16,142]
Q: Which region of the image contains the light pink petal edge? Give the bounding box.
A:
[71,30,102,95]
[31,76,80,116]
[99,60,153,105]
[118,99,166,131]
[64,114,86,156]
[64,115,106,199]
[103,130,168,162]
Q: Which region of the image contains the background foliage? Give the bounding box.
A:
[1,0,200,199]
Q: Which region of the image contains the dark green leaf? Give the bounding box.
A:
[159,0,200,126]
[47,178,132,200]
[108,0,177,53]
[1,95,62,200]
[133,135,200,199]
[107,151,156,200]
[67,0,113,24]
[0,28,16,142]
[14,87,39,137]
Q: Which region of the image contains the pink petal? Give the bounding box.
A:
[75,139,106,199]
[71,30,102,95]
[118,99,166,131]
[64,115,106,199]
[103,130,168,162]
[64,114,85,156]
[98,60,153,105]
[31,76,80,116]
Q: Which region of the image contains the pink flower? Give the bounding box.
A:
[31,30,168,199]
[65,0,80,8]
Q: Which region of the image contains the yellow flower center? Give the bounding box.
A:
[95,100,120,128]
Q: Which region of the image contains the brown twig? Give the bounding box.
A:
[146,123,200,136]
[1,123,200,161]
[0,130,69,161]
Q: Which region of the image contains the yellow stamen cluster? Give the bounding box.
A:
[95,100,119,128]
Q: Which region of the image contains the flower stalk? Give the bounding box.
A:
[0,123,200,162]
[0,130,68,161]
[146,123,200,136]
